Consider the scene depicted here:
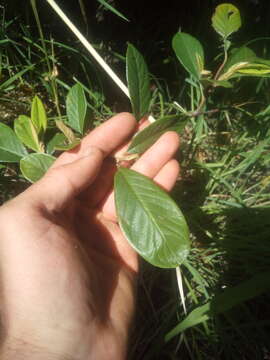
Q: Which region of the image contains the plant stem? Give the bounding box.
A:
[190,83,205,117]
[45,0,156,123]
[176,266,187,315]
[214,41,228,81]
[45,0,129,97]
[30,0,51,74]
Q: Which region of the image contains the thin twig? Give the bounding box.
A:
[45,0,156,123]
[214,43,228,81]
[45,0,129,97]
[176,266,187,315]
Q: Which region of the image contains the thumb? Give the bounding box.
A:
[30,146,104,210]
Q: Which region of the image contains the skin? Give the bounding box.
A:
[0,113,180,360]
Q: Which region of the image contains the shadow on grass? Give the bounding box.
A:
[208,206,270,359]
[130,171,270,359]
[186,205,270,359]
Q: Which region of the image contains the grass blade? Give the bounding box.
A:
[165,270,270,341]
[97,0,130,22]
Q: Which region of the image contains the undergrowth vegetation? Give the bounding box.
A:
[1,1,270,359]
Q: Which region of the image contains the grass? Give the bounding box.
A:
[128,75,270,358]
[1,1,270,359]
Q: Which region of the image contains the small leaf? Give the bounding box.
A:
[126,43,151,121]
[218,61,249,81]
[0,122,28,162]
[224,46,257,72]
[66,83,87,134]
[20,153,55,183]
[128,115,187,154]
[172,32,204,80]
[47,133,80,153]
[212,3,241,39]
[204,79,233,88]
[236,63,270,76]
[114,168,190,268]
[220,62,270,80]
[31,96,47,134]
[55,119,77,143]
[165,270,270,341]
[14,115,42,152]
[54,139,80,151]
[47,133,67,154]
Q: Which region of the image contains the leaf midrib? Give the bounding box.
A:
[0,144,25,158]
[121,172,171,244]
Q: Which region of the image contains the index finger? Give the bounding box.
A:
[51,112,137,168]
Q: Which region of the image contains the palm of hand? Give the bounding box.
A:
[0,113,179,359]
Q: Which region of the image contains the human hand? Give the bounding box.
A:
[0,113,180,360]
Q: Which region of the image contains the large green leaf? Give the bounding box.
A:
[14,115,42,152]
[0,122,27,162]
[172,32,204,80]
[165,270,270,341]
[20,153,56,183]
[31,95,47,134]
[66,83,87,134]
[114,168,190,268]
[212,3,241,39]
[128,115,187,154]
[126,43,151,121]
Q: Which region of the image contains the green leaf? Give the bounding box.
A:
[47,133,80,154]
[172,32,204,80]
[14,115,42,152]
[0,122,27,162]
[114,168,190,268]
[0,65,34,92]
[66,83,87,134]
[54,139,81,151]
[223,46,270,77]
[97,0,129,22]
[212,3,241,39]
[255,57,270,67]
[126,43,151,121]
[236,63,270,76]
[47,133,67,154]
[203,79,233,88]
[128,115,187,154]
[218,61,251,81]
[31,96,47,134]
[55,119,77,143]
[165,270,270,341]
[220,62,270,80]
[20,153,56,183]
[224,46,257,72]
